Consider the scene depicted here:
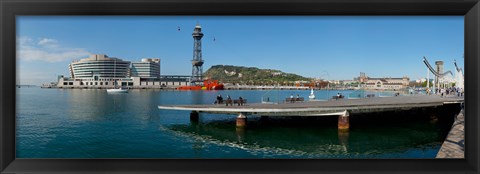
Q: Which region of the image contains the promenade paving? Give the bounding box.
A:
[436,108,465,158]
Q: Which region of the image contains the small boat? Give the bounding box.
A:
[106,59,128,93]
[308,88,315,99]
[107,87,128,93]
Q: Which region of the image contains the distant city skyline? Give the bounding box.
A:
[17,16,464,85]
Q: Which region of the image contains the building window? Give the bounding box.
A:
[69,82,73,85]
[100,82,103,85]
[106,82,109,85]
[95,82,98,85]
[63,82,68,85]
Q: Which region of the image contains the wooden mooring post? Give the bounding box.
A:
[338,110,350,130]
[236,113,247,127]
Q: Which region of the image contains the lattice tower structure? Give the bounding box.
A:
[191,23,204,83]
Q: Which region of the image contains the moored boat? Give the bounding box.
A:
[107,88,128,93]
[309,88,315,99]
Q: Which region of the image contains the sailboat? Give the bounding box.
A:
[106,83,128,93]
[308,88,315,99]
[107,58,128,93]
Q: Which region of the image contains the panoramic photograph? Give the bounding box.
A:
[16,16,464,158]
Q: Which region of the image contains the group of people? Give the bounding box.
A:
[214,95,224,104]
[426,87,464,97]
[289,94,300,103]
[214,95,245,106]
[438,87,464,97]
[336,93,344,98]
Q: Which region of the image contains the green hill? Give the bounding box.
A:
[204,65,312,85]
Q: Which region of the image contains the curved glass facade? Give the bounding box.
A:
[69,54,131,80]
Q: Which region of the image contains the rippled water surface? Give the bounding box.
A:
[16,87,454,158]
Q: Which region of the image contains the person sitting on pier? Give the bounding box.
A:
[290,94,294,103]
[215,95,220,104]
[226,95,232,106]
[238,96,244,106]
[219,95,224,103]
[336,93,340,100]
[215,95,224,104]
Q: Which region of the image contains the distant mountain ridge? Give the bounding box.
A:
[204,65,312,84]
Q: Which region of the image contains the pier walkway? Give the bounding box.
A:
[224,85,310,90]
[158,95,463,116]
[158,95,463,129]
[436,108,465,158]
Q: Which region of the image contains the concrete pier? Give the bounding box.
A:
[159,96,463,116]
[159,95,463,129]
[436,108,464,158]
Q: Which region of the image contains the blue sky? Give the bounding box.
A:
[17,16,464,85]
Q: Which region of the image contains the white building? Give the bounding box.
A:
[131,58,160,79]
[359,72,410,90]
[364,77,410,90]
[69,54,130,80]
[57,54,189,89]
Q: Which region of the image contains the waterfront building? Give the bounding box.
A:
[359,72,410,90]
[69,54,130,80]
[56,54,189,89]
[131,58,161,79]
[58,54,132,88]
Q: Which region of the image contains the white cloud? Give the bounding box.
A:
[17,36,91,62]
[37,38,59,48]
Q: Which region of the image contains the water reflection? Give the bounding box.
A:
[236,127,246,143]
[338,130,349,152]
[167,115,451,158]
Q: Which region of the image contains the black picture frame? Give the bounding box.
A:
[1,0,479,173]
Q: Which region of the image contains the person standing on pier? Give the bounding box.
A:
[290,94,294,103]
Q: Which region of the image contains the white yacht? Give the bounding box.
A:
[308,88,315,99]
[107,87,128,93]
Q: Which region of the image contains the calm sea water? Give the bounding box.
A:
[16,87,452,158]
